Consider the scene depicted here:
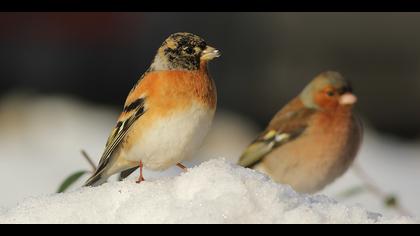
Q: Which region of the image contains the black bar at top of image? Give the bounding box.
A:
[1,0,420,12]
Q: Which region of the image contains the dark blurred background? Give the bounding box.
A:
[1,12,420,139]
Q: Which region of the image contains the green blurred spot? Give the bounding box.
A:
[337,185,366,199]
[57,170,88,193]
[385,195,398,207]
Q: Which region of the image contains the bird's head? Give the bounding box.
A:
[150,32,220,71]
[300,71,357,111]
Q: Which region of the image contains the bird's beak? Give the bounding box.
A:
[339,93,357,105]
[201,46,220,61]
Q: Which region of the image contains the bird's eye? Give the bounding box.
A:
[185,47,194,54]
[198,42,206,49]
[326,91,335,97]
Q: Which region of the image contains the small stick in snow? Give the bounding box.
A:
[81,150,97,172]
[351,163,413,217]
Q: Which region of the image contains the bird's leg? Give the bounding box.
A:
[136,161,145,183]
[176,163,188,173]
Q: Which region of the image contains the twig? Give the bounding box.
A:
[81,150,97,172]
[351,162,413,217]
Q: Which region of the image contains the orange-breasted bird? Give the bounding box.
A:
[84,32,220,187]
[238,71,363,193]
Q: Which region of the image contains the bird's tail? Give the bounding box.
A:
[118,166,138,181]
[84,170,108,187]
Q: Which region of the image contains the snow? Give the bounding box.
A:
[0,159,414,224]
[321,131,420,217]
[0,93,259,206]
[0,93,118,206]
[0,92,419,223]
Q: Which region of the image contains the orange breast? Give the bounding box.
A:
[129,69,216,113]
[120,68,217,157]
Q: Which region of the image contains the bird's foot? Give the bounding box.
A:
[136,160,145,184]
[136,176,145,184]
[176,163,188,173]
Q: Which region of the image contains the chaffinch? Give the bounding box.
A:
[238,71,363,193]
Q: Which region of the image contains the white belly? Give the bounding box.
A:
[125,103,215,170]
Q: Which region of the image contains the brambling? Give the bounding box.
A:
[238,71,363,193]
[84,32,220,187]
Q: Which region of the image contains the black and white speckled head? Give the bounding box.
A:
[150,32,220,71]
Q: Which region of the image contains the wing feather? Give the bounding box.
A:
[238,99,314,168]
[95,101,146,173]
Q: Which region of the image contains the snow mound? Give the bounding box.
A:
[0,159,414,224]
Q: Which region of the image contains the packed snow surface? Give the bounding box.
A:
[0,159,414,224]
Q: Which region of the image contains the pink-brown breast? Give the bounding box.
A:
[257,107,362,193]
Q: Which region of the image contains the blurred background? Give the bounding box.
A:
[0,12,419,218]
